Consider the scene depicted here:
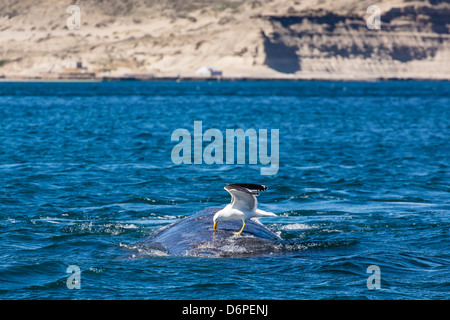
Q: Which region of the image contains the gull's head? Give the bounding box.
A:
[213,209,225,230]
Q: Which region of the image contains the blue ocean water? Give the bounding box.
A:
[0,80,448,299]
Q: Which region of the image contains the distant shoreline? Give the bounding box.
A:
[0,75,448,82]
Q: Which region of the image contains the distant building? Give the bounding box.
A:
[66,61,82,69]
[61,61,95,79]
[64,61,87,73]
[195,66,222,77]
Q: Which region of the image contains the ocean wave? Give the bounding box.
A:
[60,222,142,236]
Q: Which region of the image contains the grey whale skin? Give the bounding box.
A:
[140,207,284,257]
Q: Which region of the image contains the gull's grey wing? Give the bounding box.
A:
[224,184,258,211]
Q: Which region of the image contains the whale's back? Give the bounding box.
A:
[140,207,281,257]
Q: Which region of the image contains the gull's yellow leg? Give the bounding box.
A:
[233,220,246,235]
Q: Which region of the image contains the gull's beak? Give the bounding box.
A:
[213,221,218,230]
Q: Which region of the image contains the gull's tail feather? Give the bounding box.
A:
[255,209,277,217]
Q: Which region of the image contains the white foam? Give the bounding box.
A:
[119,242,169,257]
[281,223,316,230]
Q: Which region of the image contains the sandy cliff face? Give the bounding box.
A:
[0,0,448,79]
[261,2,450,79]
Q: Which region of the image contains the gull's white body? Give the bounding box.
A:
[214,204,275,222]
[213,184,276,234]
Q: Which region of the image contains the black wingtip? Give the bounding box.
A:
[225,183,268,192]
